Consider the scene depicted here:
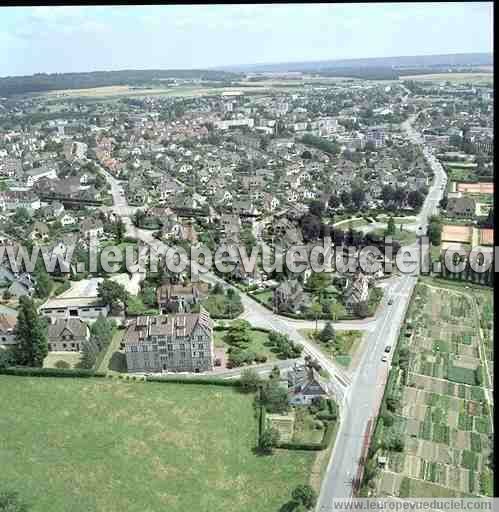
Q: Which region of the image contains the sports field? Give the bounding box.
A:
[456,182,494,195]
[0,377,315,512]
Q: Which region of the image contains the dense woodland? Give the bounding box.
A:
[0,69,241,97]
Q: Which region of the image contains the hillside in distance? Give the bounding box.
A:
[222,52,493,73]
[0,68,241,97]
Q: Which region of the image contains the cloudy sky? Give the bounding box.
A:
[0,3,493,76]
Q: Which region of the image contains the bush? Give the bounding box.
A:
[254,353,267,363]
[259,428,280,454]
[239,369,261,393]
[54,360,71,369]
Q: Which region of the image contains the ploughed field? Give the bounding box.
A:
[0,377,315,512]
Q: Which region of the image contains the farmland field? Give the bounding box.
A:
[0,376,316,512]
[371,281,493,498]
[402,73,493,84]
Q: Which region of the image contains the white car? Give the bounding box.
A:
[381,355,388,363]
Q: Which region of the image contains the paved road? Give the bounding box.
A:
[317,275,416,506]
[316,112,448,508]
[100,168,357,401]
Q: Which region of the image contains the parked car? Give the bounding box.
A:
[385,345,391,353]
[381,355,388,363]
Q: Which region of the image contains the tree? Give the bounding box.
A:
[309,302,323,331]
[351,188,366,209]
[14,297,48,367]
[385,216,396,237]
[428,216,442,246]
[299,214,321,242]
[307,272,329,291]
[97,280,129,310]
[133,209,146,228]
[240,368,261,392]
[329,302,343,322]
[269,365,281,380]
[259,428,280,454]
[0,491,30,512]
[340,191,352,208]
[309,200,325,218]
[12,207,31,226]
[319,321,336,344]
[223,319,251,348]
[328,193,341,210]
[90,314,114,350]
[407,190,424,210]
[34,265,53,299]
[141,286,157,307]
[80,340,97,369]
[292,484,317,510]
[261,380,289,414]
[112,218,126,243]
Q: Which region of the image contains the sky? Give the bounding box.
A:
[0,3,493,77]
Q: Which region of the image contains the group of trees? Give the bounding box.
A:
[300,134,340,155]
[80,315,116,370]
[380,185,425,211]
[298,213,402,257]
[97,279,129,311]
[267,331,303,359]
[0,69,240,97]
[327,187,368,211]
[223,320,266,368]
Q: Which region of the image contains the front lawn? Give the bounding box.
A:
[214,328,277,362]
[299,329,363,369]
[0,376,316,512]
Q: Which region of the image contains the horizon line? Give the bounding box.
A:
[0,51,493,80]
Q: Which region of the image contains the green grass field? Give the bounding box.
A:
[372,227,417,246]
[0,376,315,512]
[299,329,363,369]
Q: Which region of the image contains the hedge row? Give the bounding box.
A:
[145,375,241,387]
[0,367,106,378]
[0,368,243,388]
[317,400,338,421]
[213,324,272,335]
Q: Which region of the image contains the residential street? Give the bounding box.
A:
[100,112,448,507]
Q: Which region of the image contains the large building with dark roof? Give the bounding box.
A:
[124,308,214,373]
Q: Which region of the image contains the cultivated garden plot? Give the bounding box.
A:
[371,283,493,498]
